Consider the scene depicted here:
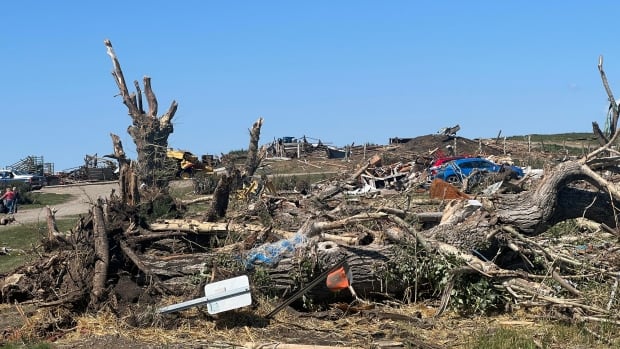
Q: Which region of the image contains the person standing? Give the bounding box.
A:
[1,188,16,214]
[12,187,19,213]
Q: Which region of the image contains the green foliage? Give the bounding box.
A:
[380,243,506,314]
[251,266,275,294]
[450,275,505,315]
[381,243,454,300]
[137,194,179,223]
[545,219,580,240]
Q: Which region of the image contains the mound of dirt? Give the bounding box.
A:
[401,134,503,157]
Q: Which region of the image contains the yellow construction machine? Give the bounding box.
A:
[166,149,215,179]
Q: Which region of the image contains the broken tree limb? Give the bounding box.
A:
[104,39,138,116]
[320,232,361,245]
[149,219,294,238]
[118,240,169,295]
[245,117,264,178]
[180,195,213,205]
[299,212,389,238]
[599,55,618,135]
[592,122,609,146]
[348,162,370,184]
[90,201,109,306]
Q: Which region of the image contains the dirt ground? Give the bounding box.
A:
[9,181,120,225]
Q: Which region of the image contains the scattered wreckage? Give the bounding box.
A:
[3,42,620,347]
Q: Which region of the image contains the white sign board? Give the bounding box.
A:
[157,275,251,314]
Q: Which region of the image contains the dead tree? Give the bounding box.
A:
[109,133,138,206]
[244,117,264,178]
[206,118,264,221]
[104,39,177,191]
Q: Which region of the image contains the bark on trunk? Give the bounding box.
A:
[266,242,401,300]
[425,160,620,252]
[110,133,138,206]
[205,174,233,221]
[90,201,109,306]
[105,39,177,189]
[245,117,264,178]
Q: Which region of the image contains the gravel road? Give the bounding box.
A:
[8,181,120,225]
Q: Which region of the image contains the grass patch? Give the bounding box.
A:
[466,322,619,349]
[0,217,79,274]
[467,327,539,349]
[0,192,76,273]
[22,192,73,209]
[506,132,595,142]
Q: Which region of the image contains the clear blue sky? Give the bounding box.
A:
[2,1,619,172]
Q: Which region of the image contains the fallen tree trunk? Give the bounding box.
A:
[426,161,620,252]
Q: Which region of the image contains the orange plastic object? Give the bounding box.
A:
[326,266,350,291]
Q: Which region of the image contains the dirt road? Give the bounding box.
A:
[10,181,119,225]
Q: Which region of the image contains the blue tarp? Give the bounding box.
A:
[244,233,307,269]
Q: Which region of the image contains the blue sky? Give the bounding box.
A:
[1,1,619,172]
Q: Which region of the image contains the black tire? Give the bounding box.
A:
[445,175,460,185]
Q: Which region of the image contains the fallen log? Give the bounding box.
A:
[149,219,294,237]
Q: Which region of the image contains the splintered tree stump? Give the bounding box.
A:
[206,174,233,221]
[245,117,264,178]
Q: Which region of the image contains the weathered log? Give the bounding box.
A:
[90,201,109,305]
[423,161,620,253]
[180,195,213,205]
[264,242,402,300]
[298,213,388,238]
[149,219,294,237]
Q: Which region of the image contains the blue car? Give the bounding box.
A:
[433,157,524,184]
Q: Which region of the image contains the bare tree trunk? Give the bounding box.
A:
[426,161,619,252]
[244,117,264,178]
[110,133,138,206]
[205,174,233,221]
[104,39,177,189]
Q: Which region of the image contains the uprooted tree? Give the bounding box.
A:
[4,51,620,341]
